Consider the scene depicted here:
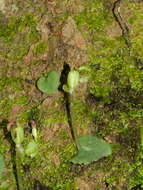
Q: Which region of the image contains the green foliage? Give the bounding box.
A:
[71,134,112,164]
[10,125,38,160]
[0,154,4,179]
[0,1,142,189]
[37,70,60,94]
[25,140,38,158]
[63,70,112,165]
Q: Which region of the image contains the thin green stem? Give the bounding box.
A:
[140,127,143,146]
[16,149,24,190]
[69,94,80,150]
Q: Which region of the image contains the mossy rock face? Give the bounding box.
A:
[0,0,143,189]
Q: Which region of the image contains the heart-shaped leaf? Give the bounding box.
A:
[37,70,60,94]
[0,154,5,179]
[71,134,112,165]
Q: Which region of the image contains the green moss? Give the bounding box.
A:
[0,14,39,61]
[0,122,17,189]
[59,130,70,139]
[80,2,143,188]
[0,16,17,43]
[128,146,143,188]
[0,77,22,91]
[0,98,13,118]
[28,138,75,189]
[71,98,92,136]
[75,1,110,28]
[0,0,143,189]
[33,41,48,55]
[16,99,77,189]
[31,60,45,65]
[0,14,38,42]
[14,95,28,106]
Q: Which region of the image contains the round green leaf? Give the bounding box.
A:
[37,70,60,94]
[71,134,112,165]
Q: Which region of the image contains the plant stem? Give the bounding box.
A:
[68,94,80,150]
[16,150,24,190]
[140,127,143,146]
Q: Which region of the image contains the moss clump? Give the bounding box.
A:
[75,0,112,31]
[32,41,48,55]
[27,131,75,190]
[0,14,38,43]
[0,77,22,91]
[0,14,39,61]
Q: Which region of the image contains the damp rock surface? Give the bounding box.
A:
[0,0,143,190]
